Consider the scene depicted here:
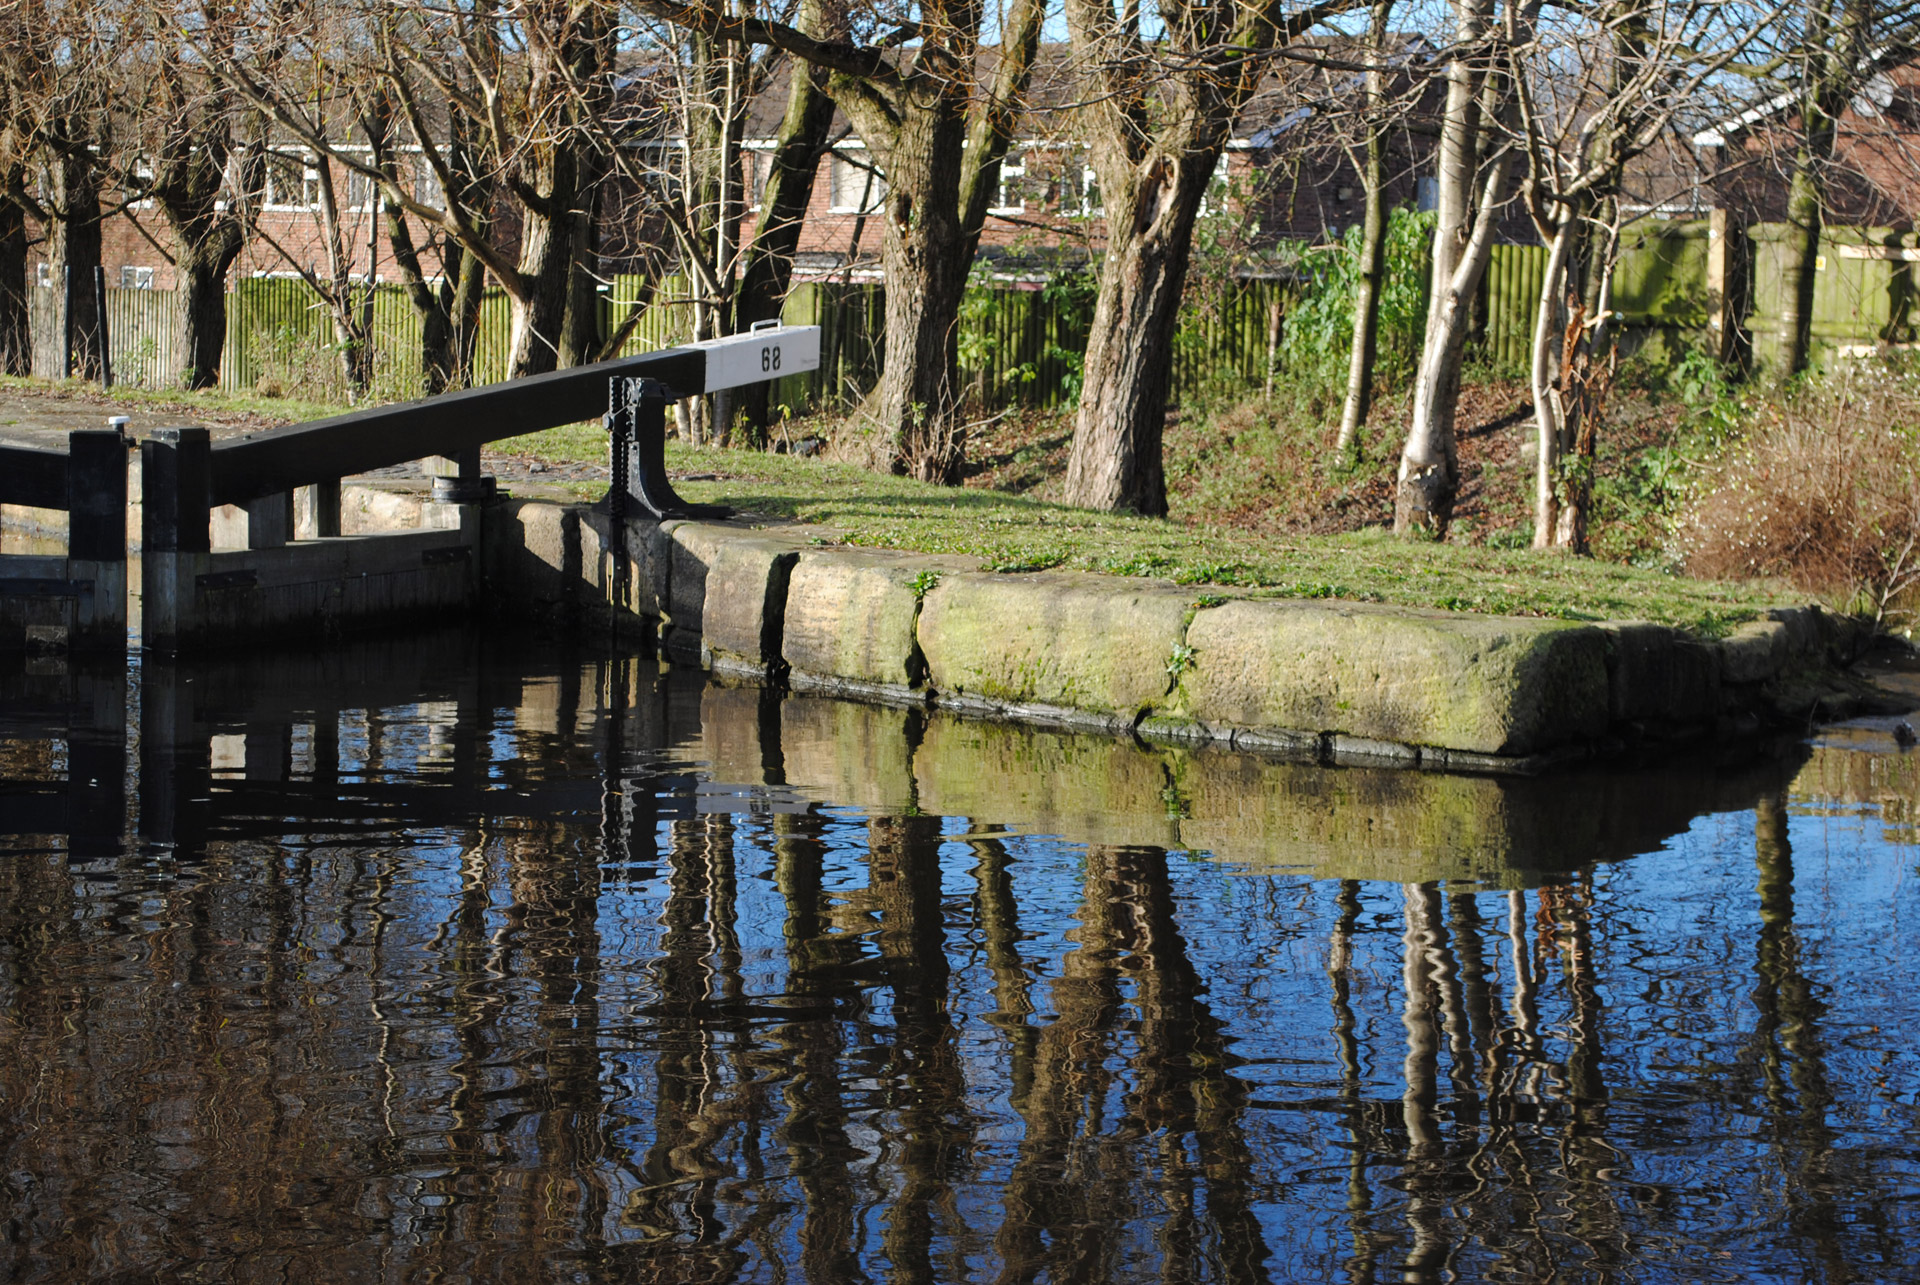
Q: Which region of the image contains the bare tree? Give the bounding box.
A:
[137,5,273,390]
[1772,0,1880,381]
[0,121,31,376]
[0,0,126,381]
[205,0,619,380]
[1394,0,1535,538]
[372,104,492,393]
[630,0,1045,481]
[1514,0,1787,550]
[1335,0,1397,463]
[731,0,838,445]
[1059,0,1363,515]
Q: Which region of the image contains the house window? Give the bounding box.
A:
[991,150,1028,215]
[119,266,155,289]
[35,262,52,288]
[1416,175,1439,212]
[1078,163,1103,217]
[830,150,885,213]
[347,167,378,210]
[413,163,447,211]
[745,147,773,211]
[1197,155,1233,217]
[266,154,319,209]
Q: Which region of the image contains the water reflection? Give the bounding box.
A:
[2,634,1916,1282]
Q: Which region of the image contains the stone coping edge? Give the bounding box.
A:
[478,495,1889,774]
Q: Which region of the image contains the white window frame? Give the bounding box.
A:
[744,143,775,212]
[338,147,379,212]
[119,265,155,290]
[829,146,886,214]
[1078,162,1103,217]
[989,148,1027,216]
[264,152,322,211]
[1197,154,1233,218]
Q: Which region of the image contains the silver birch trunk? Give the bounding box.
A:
[1395,0,1495,536]
[1530,214,1573,548]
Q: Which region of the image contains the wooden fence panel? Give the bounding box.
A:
[1482,244,1545,370]
[102,288,178,388]
[42,222,1917,417]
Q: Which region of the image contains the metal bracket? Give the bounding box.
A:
[607,377,732,523]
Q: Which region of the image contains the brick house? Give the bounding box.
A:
[35,38,1452,310]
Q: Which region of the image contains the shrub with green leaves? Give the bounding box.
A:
[1278,207,1434,393]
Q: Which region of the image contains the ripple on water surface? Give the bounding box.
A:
[1,632,1916,1283]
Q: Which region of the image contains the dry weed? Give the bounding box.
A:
[1677,364,1920,630]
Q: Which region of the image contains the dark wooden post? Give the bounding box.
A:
[141,427,211,651]
[299,479,343,537]
[93,265,112,390]
[142,428,211,554]
[429,446,496,503]
[65,427,128,650]
[245,492,293,549]
[62,264,74,380]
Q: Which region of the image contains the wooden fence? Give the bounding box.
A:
[27,271,1290,414]
[25,219,1902,414]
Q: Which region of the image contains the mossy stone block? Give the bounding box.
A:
[1720,618,1791,685]
[1599,620,1720,723]
[783,550,964,693]
[917,572,1188,719]
[1180,599,1608,756]
[669,522,800,674]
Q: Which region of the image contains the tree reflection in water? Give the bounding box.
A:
[0,637,1916,1282]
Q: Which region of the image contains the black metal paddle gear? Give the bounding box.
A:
[608,376,732,522]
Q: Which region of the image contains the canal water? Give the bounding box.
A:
[2,631,1916,1282]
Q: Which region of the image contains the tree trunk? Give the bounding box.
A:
[0,195,27,377]
[1552,209,1616,554]
[176,239,241,392]
[869,106,973,482]
[1776,145,1824,380]
[383,187,455,395]
[1335,0,1393,463]
[734,33,836,445]
[1778,2,1871,380]
[1530,213,1575,547]
[314,154,374,398]
[508,173,576,380]
[1395,0,1514,538]
[450,250,486,387]
[46,149,103,382]
[558,166,603,370]
[1064,156,1216,514]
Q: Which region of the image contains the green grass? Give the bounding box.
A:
[497,423,1792,635]
[0,374,1793,633]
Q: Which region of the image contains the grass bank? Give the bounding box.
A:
[0,372,1792,635]
[497,420,1787,635]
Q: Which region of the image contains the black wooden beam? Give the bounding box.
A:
[0,443,69,509]
[208,346,707,506]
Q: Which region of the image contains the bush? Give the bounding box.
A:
[1676,362,1920,630]
[1279,206,1433,392]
